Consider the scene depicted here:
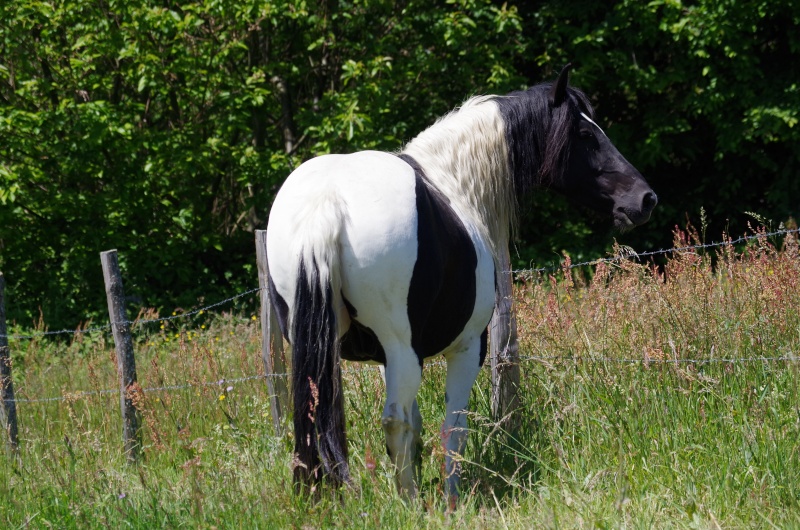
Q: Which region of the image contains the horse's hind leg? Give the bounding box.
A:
[381,348,423,498]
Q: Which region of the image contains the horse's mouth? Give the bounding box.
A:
[613,209,651,232]
[612,210,633,232]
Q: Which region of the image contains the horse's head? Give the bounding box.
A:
[546,66,657,231]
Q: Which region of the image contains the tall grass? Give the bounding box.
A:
[1,226,798,528]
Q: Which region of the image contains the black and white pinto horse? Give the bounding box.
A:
[266,66,657,500]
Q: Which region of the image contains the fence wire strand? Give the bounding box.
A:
[5,353,798,405]
[509,226,800,275]
[3,228,798,340]
[2,287,262,340]
[1,227,798,404]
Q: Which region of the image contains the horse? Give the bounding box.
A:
[265,65,657,501]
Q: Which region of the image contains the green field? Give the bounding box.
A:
[1,229,799,528]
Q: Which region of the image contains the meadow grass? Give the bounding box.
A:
[0,226,798,528]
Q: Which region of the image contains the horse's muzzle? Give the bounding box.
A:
[614,188,658,231]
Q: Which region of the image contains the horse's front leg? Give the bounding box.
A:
[442,339,483,506]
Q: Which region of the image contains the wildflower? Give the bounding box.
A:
[219,394,226,401]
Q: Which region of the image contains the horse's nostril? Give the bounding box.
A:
[642,191,658,212]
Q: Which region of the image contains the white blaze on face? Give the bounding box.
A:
[580,112,608,138]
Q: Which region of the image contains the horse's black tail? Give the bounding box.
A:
[291,258,349,490]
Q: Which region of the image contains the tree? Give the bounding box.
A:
[3,0,799,330]
[0,0,527,329]
[514,0,800,257]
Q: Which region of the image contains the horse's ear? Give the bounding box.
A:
[549,63,572,107]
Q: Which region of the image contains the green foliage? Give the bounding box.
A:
[1,0,799,328]
[0,0,525,328]
[517,0,800,256]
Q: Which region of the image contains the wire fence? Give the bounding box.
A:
[1,226,798,406]
[2,287,263,340]
[3,226,798,342]
[6,352,799,405]
[510,226,800,275]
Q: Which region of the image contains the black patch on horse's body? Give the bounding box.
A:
[341,297,387,364]
[399,154,478,366]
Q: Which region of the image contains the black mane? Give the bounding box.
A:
[494,84,594,195]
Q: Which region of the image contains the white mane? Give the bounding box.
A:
[401,96,516,264]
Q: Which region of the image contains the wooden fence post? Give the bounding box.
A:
[0,273,19,452]
[100,250,141,462]
[255,230,289,435]
[490,246,521,425]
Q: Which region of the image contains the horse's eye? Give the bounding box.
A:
[579,129,593,139]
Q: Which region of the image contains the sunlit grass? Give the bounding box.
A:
[1,226,799,527]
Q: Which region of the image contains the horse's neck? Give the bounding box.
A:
[401,98,516,263]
